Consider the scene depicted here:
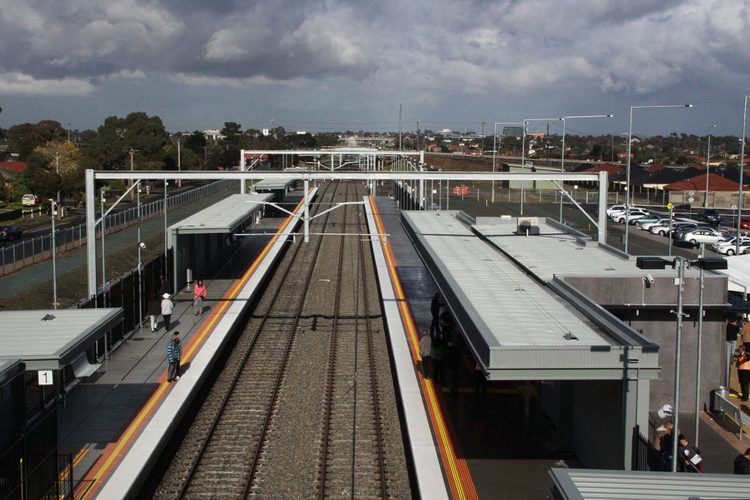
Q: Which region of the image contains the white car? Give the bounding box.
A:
[640,218,670,231]
[714,237,750,256]
[649,219,696,236]
[680,228,725,247]
[606,204,626,217]
[613,209,650,224]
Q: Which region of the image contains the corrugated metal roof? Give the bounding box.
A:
[168,193,273,235]
[252,177,297,191]
[472,217,705,281]
[550,468,750,499]
[0,308,122,369]
[402,211,658,379]
[0,358,23,386]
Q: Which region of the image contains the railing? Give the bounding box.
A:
[0,180,233,277]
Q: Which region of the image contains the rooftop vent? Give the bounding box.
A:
[516,217,540,236]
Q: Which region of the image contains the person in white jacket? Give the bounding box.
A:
[161,293,175,331]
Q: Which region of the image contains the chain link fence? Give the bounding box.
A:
[0,180,233,277]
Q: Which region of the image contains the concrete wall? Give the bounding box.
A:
[565,275,728,412]
[571,380,625,469]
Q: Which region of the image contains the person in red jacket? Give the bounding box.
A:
[193,280,207,316]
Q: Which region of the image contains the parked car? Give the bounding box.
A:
[21,194,39,206]
[696,208,721,226]
[713,237,750,256]
[606,204,626,217]
[0,225,23,241]
[639,218,670,231]
[679,227,725,247]
[633,215,663,227]
[612,208,650,224]
[739,217,750,230]
[668,222,705,239]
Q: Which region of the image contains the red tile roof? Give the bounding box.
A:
[0,160,27,173]
[581,164,623,175]
[664,172,740,192]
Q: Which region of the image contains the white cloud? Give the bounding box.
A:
[0,72,94,96]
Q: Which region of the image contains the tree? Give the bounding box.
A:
[21,152,57,199]
[88,112,169,169]
[33,141,82,202]
[7,120,66,160]
[183,130,207,156]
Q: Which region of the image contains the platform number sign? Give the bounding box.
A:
[37,370,53,386]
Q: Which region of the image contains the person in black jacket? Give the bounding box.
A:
[430,293,442,339]
[677,434,702,472]
[735,448,750,474]
[146,293,160,332]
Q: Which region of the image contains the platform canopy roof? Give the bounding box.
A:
[0,308,122,370]
[168,193,273,239]
[0,358,24,386]
[550,468,750,499]
[402,211,659,380]
[717,253,750,294]
[252,177,297,192]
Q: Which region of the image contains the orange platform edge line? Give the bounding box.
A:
[368,196,479,500]
[74,196,305,500]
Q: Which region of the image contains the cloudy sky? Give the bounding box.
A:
[0,0,748,136]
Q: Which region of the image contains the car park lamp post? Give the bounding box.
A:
[736,96,749,257]
[636,255,727,470]
[704,124,717,208]
[625,104,693,254]
[137,185,143,327]
[492,121,523,203]
[560,114,614,221]
[51,200,58,309]
[522,117,563,215]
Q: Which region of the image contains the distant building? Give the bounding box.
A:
[203,129,224,141]
[262,128,270,137]
[295,130,307,135]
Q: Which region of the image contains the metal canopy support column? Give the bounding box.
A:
[598,171,608,243]
[239,149,246,194]
[419,151,425,209]
[304,178,310,242]
[86,169,97,299]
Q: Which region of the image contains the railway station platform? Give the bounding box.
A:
[366,197,653,498]
[62,194,311,499]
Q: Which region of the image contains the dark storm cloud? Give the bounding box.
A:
[0,0,748,135]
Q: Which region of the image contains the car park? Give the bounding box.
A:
[713,237,750,256]
[0,225,23,241]
[679,227,726,247]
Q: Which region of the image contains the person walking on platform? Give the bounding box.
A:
[419,330,432,379]
[147,293,160,332]
[737,347,750,401]
[167,331,182,382]
[677,434,702,472]
[158,275,169,297]
[430,293,442,339]
[193,280,207,317]
[161,293,174,331]
[741,314,750,350]
[734,448,750,474]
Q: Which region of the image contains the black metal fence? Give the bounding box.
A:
[632,424,669,471]
[0,407,72,500]
[78,251,171,354]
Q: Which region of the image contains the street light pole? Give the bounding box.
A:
[737,96,749,256]
[100,188,106,303]
[51,200,58,309]
[164,180,168,289]
[625,104,693,254]
[704,125,717,208]
[177,138,182,188]
[694,244,706,447]
[671,256,686,473]
[137,186,143,328]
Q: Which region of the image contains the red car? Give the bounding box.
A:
[740,218,750,230]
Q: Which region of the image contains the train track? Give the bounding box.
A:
[151,181,409,498]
